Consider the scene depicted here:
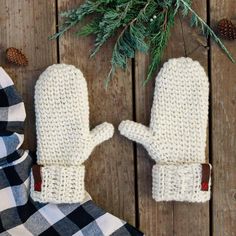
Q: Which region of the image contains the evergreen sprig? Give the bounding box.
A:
[145,7,176,84]
[51,0,235,85]
[178,0,235,63]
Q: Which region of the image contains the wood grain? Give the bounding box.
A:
[0,0,57,150]
[210,1,236,235]
[1,1,236,235]
[135,1,209,235]
[57,0,136,224]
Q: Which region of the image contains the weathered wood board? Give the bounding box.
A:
[211,1,236,236]
[0,0,235,235]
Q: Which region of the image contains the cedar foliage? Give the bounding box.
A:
[51,0,235,85]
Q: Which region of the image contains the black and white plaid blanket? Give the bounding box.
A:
[0,67,143,236]
[0,67,25,163]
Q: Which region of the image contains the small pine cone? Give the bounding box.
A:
[217,18,236,40]
[6,47,28,66]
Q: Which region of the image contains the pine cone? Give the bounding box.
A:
[6,47,28,66]
[217,18,236,40]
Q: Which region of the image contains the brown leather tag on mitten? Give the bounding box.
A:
[32,165,42,192]
[201,164,211,191]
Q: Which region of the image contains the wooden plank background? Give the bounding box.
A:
[0,0,235,235]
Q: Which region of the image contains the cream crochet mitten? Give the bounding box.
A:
[119,57,211,202]
[30,64,114,203]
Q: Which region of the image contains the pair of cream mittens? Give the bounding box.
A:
[30,57,211,204]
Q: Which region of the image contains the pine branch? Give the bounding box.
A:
[110,19,148,69]
[144,7,175,85]
[91,1,135,56]
[179,0,235,63]
[49,0,106,39]
[77,21,100,36]
[51,0,235,86]
[107,0,154,80]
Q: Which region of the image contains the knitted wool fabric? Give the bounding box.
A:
[119,57,211,202]
[31,64,114,203]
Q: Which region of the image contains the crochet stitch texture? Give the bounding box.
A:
[31,64,114,203]
[119,57,211,202]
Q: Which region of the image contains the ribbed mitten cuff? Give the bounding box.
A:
[30,165,86,203]
[152,163,211,202]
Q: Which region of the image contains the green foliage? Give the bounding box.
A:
[51,0,235,85]
[178,0,235,63]
[50,1,99,39]
[112,23,148,69]
[145,7,176,85]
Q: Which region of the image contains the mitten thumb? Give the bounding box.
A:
[119,120,152,147]
[90,122,114,149]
